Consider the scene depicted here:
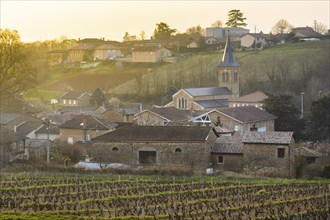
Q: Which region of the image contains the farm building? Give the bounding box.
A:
[91,126,218,175]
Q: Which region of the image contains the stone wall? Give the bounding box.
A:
[243,142,295,177]
[210,153,244,172]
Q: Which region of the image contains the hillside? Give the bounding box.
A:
[28,40,330,107]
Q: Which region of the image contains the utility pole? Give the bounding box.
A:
[300,92,305,119]
[46,118,50,163]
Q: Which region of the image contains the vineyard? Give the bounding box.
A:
[0,173,329,219]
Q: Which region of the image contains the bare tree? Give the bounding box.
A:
[211,20,223,27]
[313,21,327,34]
[140,30,146,40]
[271,19,294,34]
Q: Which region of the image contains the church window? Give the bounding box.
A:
[234,70,238,82]
[178,97,187,109]
[222,72,229,82]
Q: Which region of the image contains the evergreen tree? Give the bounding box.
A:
[153,22,176,42]
[225,9,247,27]
[89,88,106,107]
[263,94,305,140]
[306,95,330,142]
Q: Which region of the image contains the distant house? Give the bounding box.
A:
[67,44,95,63]
[92,126,218,174]
[0,112,41,130]
[94,44,122,60]
[187,41,200,48]
[60,91,91,107]
[211,136,244,172]
[229,91,268,109]
[240,32,272,48]
[131,45,171,63]
[204,36,220,45]
[47,50,68,65]
[165,87,231,110]
[242,131,295,177]
[103,105,141,123]
[208,106,277,135]
[291,26,321,41]
[59,115,112,144]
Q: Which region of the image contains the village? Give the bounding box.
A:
[1,24,329,179]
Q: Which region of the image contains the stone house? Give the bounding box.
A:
[91,126,218,174]
[93,44,122,60]
[59,115,112,144]
[206,27,249,41]
[229,91,268,109]
[208,106,277,135]
[60,91,91,107]
[291,26,321,40]
[187,41,199,48]
[131,45,171,63]
[211,136,244,173]
[242,131,295,177]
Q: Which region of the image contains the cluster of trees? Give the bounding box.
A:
[263,93,330,142]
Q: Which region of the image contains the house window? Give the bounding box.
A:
[112,147,119,151]
[63,100,66,104]
[218,155,224,164]
[68,100,72,105]
[234,125,239,131]
[175,148,182,153]
[73,100,77,105]
[277,148,285,158]
[67,137,73,145]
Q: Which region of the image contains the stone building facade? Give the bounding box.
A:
[242,131,295,177]
[92,126,218,174]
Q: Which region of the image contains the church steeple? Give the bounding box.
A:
[218,36,239,67]
[217,36,240,98]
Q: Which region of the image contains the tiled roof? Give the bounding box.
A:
[242,131,293,144]
[230,91,268,103]
[70,44,95,50]
[217,106,277,123]
[184,87,231,97]
[211,136,243,153]
[142,107,207,122]
[113,106,141,115]
[92,126,212,142]
[61,91,90,99]
[35,123,60,135]
[60,115,110,130]
[0,113,23,125]
[95,44,119,50]
[132,46,163,52]
[194,99,229,109]
[15,121,44,139]
[59,106,98,114]
[218,36,239,67]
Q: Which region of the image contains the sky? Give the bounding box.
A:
[1,0,329,42]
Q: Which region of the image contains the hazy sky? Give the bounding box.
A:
[1,0,329,42]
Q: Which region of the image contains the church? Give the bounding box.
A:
[165,36,241,111]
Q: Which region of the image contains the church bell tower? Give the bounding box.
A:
[217,36,240,98]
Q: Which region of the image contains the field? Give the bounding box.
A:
[0,173,329,219]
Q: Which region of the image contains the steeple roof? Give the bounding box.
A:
[218,36,239,67]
